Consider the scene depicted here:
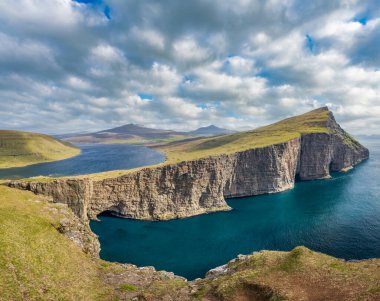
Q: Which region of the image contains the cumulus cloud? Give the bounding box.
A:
[0,0,379,134]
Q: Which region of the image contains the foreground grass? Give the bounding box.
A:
[1,185,380,300]
[0,185,192,300]
[0,130,80,168]
[0,185,114,300]
[195,247,380,300]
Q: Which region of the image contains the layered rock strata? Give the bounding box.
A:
[8,111,369,221]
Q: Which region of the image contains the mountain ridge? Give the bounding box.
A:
[62,123,235,144]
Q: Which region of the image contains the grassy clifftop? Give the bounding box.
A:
[1,185,379,300]
[0,185,189,300]
[0,185,113,300]
[159,107,331,164]
[20,107,336,181]
[195,246,380,300]
[0,130,80,168]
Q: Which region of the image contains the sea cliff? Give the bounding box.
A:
[7,108,369,222]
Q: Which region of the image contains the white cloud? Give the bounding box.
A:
[172,37,210,65]
[129,27,165,50]
[0,0,379,134]
[90,44,125,63]
[66,76,92,91]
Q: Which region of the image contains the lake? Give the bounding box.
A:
[90,138,380,280]
[0,144,165,179]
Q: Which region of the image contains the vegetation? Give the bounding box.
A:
[0,185,113,300]
[15,107,333,182]
[101,135,189,145]
[0,185,190,300]
[194,246,380,300]
[0,184,379,300]
[159,107,331,164]
[119,283,137,292]
[0,130,80,168]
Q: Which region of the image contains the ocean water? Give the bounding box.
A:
[90,139,380,280]
[0,144,165,179]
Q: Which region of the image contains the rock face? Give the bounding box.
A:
[8,110,369,221]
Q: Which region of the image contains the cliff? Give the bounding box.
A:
[2,183,380,301]
[7,108,369,221]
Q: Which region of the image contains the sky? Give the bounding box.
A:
[0,0,379,134]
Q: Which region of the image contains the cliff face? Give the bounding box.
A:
[297,113,369,180]
[8,110,369,221]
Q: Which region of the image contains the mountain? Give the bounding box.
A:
[62,124,185,144]
[186,125,236,136]
[62,124,235,144]
[0,130,80,168]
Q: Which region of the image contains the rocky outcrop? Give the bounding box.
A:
[7,110,369,222]
[297,114,368,180]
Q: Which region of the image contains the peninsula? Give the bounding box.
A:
[1,107,377,300]
[9,107,369,221]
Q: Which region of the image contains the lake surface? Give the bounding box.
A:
[0,144,165,179]
[90,138,380,280]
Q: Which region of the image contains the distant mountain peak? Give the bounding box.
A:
[199,125,220,129]
[189,125,235,136]
[61,123,237,144]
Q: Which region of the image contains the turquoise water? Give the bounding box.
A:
[91,139,380,280]
[0,144,164,179]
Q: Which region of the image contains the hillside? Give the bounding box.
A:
[0,130,80,169]
[25,107,361,181]
[187,125,236,136]
[10,107,368,222]
[0,184,188,300]
[62,123,234,144]
[0,185,379,300]
[158,107,357,164]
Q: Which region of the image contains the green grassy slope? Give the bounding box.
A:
[0,185,190,300]
[1,184,379,300]
[159,107,331,163]
[0,185,114,300]
[0,130,80,168]
[195,247,380,300]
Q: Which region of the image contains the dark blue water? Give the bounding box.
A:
[0,144,165,179]
[90,139,380,280]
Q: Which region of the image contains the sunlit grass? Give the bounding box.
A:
[159,107,330,164]
[0,185,114,300]
[12,107,332,181]
[0,130,80,168]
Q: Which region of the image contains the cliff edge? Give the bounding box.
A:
[8,107,369,221]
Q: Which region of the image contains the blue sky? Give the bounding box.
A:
[0,0,379,134]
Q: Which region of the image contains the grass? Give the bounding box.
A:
[119,283,137,292]
[194,246,380,300]
[141,278,188,299]
[101,135,189,145]
[278,247,304,272]
[0,185,116,300]
[0,130,80,168]
[10,107,334,182]
[159,107,331,164]
[0,185,190,300]
[1,184,379,300]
